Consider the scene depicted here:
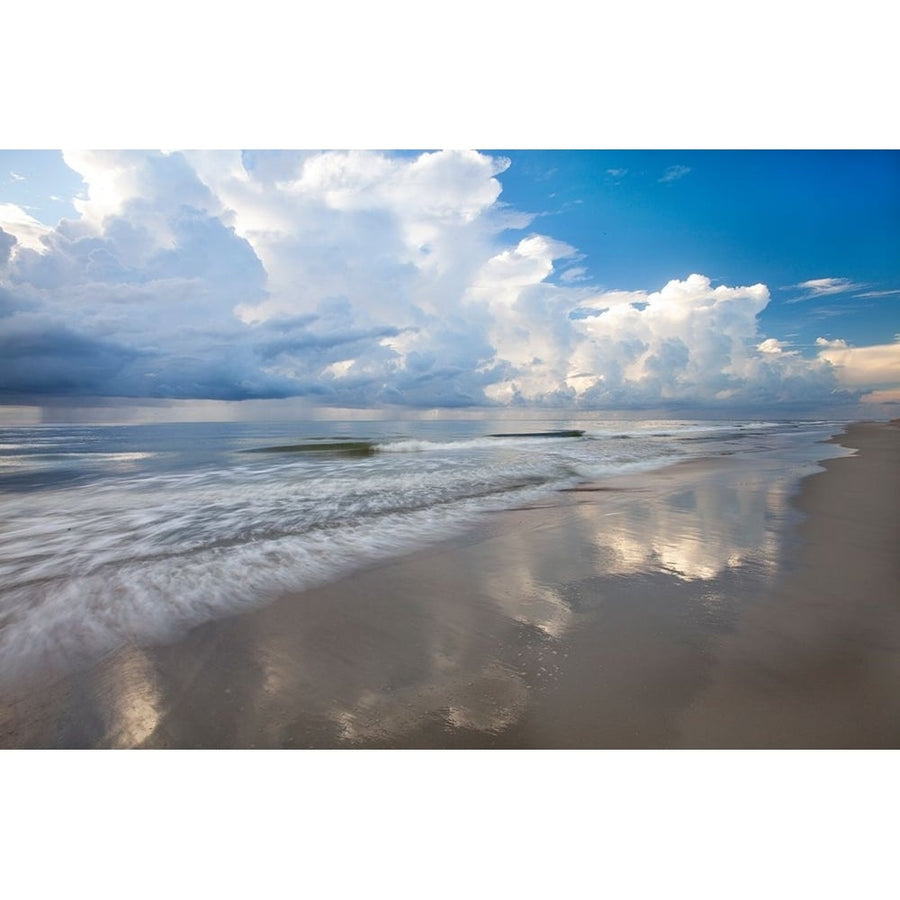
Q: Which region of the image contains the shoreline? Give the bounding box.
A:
[1,420,898,748]
[674,420,900,747]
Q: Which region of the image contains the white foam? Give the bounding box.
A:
[375,434,581,453]
[0,479,558,684]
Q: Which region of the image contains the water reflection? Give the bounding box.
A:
[286,458,801,745]
[572,463,801,584]
[1,454,810,748]
[96,645,162,748]
[333,661,529,744]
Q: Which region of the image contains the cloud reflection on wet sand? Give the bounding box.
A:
[1,453,810,748]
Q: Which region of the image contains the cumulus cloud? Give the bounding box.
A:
[0,149,874,410]
[816,337,900,387]
[0,228,16,268]
[549,275,841,407]
[0,203,51,252]
[860,388,900,404]
[757,338,793,355]
[815,337,848,350]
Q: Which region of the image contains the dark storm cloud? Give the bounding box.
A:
[0,318,142,396]
[0,179,279,401]
[0,313,316,402]
[0,289,18,318]
[256,324,404,360]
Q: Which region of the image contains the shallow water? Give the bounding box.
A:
[0,416,851,686]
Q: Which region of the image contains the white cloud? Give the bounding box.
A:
[10,171,25,182]
[788,277,866,302]
[550,275,838,406]
[186,149,517,330]
[817,338,900,387]
[658,165,691,183]
[559,266,588,283]
[854,288,900,298]
[757,338,791,354]
[0,150,881,410]
[798,277,856,294]
[861,388,900,404]
[60,150,221,264]
[0,202,51,252]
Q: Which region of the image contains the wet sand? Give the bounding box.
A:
[1,421,898,748]
[676,421,900,747]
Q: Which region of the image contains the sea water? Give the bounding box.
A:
[0,416,852,682]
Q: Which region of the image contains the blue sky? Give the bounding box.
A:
[495,150,900,348]
[1,149,898,419]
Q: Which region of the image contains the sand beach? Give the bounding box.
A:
[1,420,897,749]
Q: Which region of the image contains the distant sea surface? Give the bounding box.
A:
[0,416,851,682]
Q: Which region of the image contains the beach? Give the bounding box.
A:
[677,421,900,747]
[1,420,897,749]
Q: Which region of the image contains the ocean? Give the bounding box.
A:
[0,416,852,684]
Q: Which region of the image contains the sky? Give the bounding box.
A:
[1,148,898,421]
